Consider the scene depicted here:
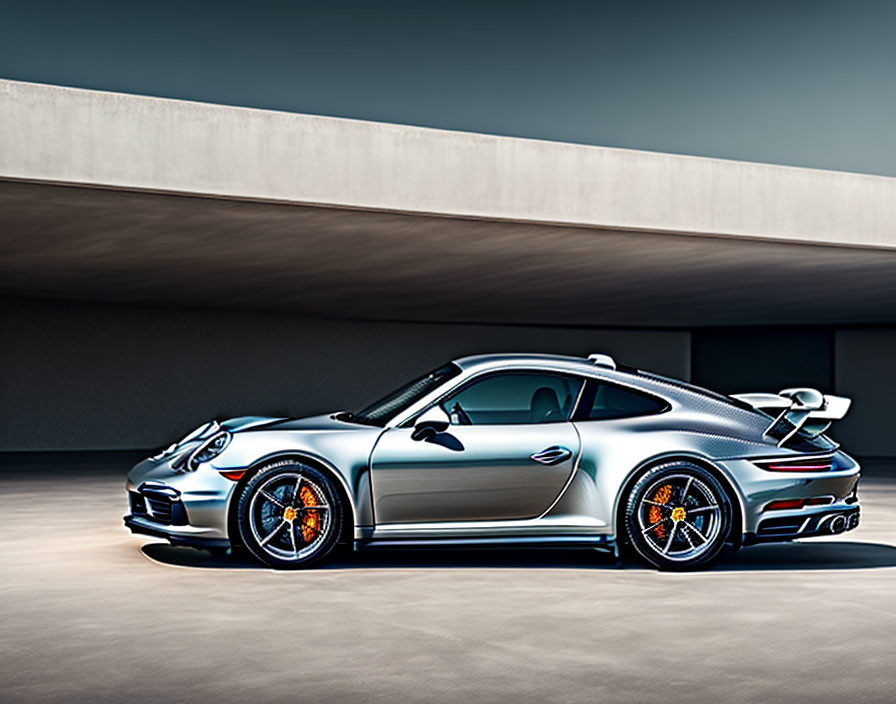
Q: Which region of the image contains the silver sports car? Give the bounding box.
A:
[124,353,860,570]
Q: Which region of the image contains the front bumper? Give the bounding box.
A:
[123,456,239,548]
[124,514,230,549]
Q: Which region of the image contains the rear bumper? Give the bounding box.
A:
[743,505,860,545]
[720,450,861,538]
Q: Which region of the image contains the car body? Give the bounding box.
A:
[124,352,860,569]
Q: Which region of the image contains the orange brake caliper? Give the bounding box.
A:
[649,484,672,540]
[299,485,320,542]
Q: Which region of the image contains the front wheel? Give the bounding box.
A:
[624,462,732,571]
[237,461,342,569]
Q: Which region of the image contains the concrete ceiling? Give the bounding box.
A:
[3,179,896,327]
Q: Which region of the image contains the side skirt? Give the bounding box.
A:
[355,534,616,553]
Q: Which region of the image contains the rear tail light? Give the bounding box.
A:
[766,499,804,511]
[758,457,833,472]
[766,496,834,511]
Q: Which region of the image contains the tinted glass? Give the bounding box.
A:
[584,382,667,420]
[441,372,582,425]
[354,363,461,426]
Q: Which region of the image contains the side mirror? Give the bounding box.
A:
[411,406,450,441]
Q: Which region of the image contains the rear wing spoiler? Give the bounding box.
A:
[731,388,851,446]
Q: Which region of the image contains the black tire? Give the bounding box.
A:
[237,460,343,569]
[624,461,732,571]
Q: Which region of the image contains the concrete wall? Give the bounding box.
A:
[691,328,833,394]
[691,328,896,459]
[3,79,896,249]
[834,330,896,458]
[3,80,894,462]
[3,297,893,458]
[0,298,688,451]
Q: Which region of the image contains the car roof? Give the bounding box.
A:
[450,352,755,414]
[453,352,616,375]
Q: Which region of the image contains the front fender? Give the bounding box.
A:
[210,427,382,534]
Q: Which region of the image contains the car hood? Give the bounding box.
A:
[221,413,371,434]
[220,416,288,433]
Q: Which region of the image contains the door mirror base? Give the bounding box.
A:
[411,406,451,441]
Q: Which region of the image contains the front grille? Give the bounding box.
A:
[129,485,187,525]
[143,492,174,524]
[129,492,146,515]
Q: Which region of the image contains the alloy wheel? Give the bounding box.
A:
[247,470,333,562]
[637,473,723,562]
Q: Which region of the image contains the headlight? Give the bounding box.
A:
[152,421,220,461]
[181,421,217,445]
[187,431,232,470]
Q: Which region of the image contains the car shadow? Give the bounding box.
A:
[710,540,896,572]
[140,539,896,572]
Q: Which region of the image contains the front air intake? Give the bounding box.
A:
[131,483,188,525]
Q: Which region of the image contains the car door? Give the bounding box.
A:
[369,371,583,524]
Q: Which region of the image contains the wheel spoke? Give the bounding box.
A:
[260,490,284,508]
[299,504,329,511]
[683,520,708,543]
[681,523,696,549]
[288,523,298,553]
[260,519,286,546]
[662,522,679,554]
[642,499,669,508]
[292,476,305,507]
[687,505,718,514]
[641,518,668,534]
[680,476,694,502]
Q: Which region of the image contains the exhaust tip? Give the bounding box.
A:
[829,515,847,534]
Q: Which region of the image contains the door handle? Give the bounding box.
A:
[530,446,572,465]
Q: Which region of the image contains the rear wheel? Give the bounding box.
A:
[237,461,342,569]
[625,462,731,571]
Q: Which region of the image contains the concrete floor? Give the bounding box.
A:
[2,466,896,703]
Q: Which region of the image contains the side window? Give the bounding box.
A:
[580,381,667,420]
[441,372,583,425]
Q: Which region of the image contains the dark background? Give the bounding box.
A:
[2,297,892,460]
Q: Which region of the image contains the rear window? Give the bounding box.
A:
[633,369,758,412]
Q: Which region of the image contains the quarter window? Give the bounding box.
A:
[439,372,583,425]
[579,381,667,420]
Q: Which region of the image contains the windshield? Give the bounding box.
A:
[352,363,462,426]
